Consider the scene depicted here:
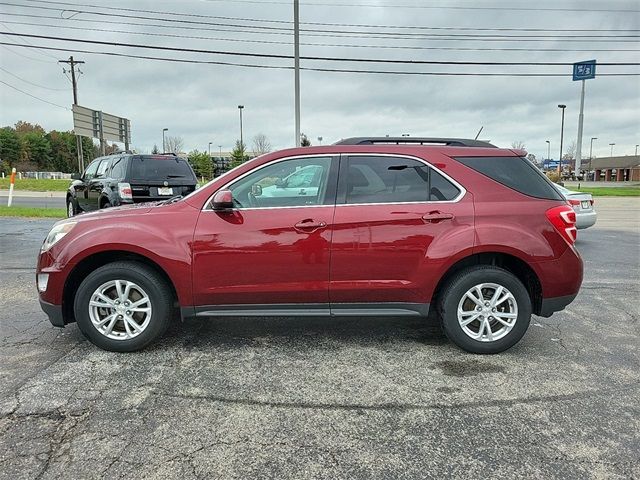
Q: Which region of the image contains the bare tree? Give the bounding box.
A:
[252,133,272,155]
[165,135,184,153]
[511,140,526,150]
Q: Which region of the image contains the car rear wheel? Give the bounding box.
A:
[73,261,173,352]
[66,198,76,217]
[438,266,532,354]
[100,200,112,209]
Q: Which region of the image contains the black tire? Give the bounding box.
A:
[66,197,77,217]
[100,200,112,209]
[73,261,173,352]
[438,266,532,354]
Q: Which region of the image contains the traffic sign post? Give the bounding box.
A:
[573,60,596,171]
[72,105,131,157]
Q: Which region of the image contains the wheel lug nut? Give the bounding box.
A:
[492,308,496,312]
[484,302,490,306]
[126,311,131,315]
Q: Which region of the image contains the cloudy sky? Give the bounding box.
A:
[1,0,639,160]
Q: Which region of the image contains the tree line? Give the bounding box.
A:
[0,121,101,175]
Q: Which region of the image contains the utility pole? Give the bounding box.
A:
[59,56,85,171]
[294,0,301,147]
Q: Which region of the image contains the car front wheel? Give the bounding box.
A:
[438,266,532,354]
[73,261,173,352]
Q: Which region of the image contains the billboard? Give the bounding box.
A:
[72,105,131,145]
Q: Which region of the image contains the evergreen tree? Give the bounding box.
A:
[229,140,247,168]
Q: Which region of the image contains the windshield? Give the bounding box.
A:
[130,156,195,181]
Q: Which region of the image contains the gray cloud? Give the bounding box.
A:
[1,0,638,160]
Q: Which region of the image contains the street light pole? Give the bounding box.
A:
[162,128,168,153]
[545,140,550,162]
[589,137,597,173]
[238,105,244,147]
[317,136,323,145]
[208,142,212,157]
[557,104,566,176]
[219,145,222,156]
[609,143,615,157]
[635,144,639,156]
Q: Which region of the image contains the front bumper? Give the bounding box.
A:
[39,299,65,327]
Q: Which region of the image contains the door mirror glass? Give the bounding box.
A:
[71,173,81,180]
[251,184,263,196]
[212,189,234,210]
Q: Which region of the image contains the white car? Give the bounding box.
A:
[261,164,323,198]
[555,184,597,229]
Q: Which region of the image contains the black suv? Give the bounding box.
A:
[67,153,198,217]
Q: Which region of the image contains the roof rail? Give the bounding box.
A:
[334,137,496,148]
[108,150,133,155]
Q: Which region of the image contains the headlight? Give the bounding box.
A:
[41,222,77,252]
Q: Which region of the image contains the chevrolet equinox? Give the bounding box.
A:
[37,137,583,353]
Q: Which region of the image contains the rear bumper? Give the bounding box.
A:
[39,299,65,327]
[576,211,597,229]
[538,293,577,317]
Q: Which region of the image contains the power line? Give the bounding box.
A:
[19,0,640,32]
[202,0,639,12]
[5,19,638,54]
[0,65,67,90]
[2,41,639,77]
[3,32,639,67]
[4,12,639,44]
[0,21,59,59]
[0,78,69,109]
[13,0,640,34]
[1,4,638,40]
[0,42,54,62]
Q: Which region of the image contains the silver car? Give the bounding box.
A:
[555,184,597,229]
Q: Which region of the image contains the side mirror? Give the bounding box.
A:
[71,173,81,180]
[211,189,234,210]
[251,184,262,196]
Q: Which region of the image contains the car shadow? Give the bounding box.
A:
[161,312,447,351]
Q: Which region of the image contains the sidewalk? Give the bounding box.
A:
[0,190,66,197]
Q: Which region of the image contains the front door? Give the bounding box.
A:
[329,154,475,315]
[191,155,338,313]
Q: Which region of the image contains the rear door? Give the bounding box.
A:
[87,157,112,209]
[329,154,475,314]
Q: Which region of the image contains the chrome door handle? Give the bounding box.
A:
[422,212,454,223]
[294,219,327,232]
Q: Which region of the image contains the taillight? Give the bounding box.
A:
[118,182,133,200]
[546,205,577,245]
[590,199,594,206]
[568,199,580,206]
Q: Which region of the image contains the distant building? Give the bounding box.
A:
[590,155,640,182]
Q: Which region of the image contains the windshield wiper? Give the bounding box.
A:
[160,195,183,205]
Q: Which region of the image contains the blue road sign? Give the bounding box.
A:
[573,60,596,81]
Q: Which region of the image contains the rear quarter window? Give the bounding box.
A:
[454,156,563,200]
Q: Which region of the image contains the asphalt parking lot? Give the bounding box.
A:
[1,198,639,480]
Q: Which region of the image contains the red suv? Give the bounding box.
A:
[37,137,582,353]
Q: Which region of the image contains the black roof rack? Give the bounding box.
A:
[334,137,496,148]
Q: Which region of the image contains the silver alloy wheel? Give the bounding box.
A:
[67,200,74,217]
[457,282,518,342]
[88,280,152,340]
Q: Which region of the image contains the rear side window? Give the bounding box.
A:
[455,156,563,200]
[130,156,195,181]
[110,157,127,180]
[344,156,460,204]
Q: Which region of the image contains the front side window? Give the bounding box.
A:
[344,156,460,204]
[227,156,333,208]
